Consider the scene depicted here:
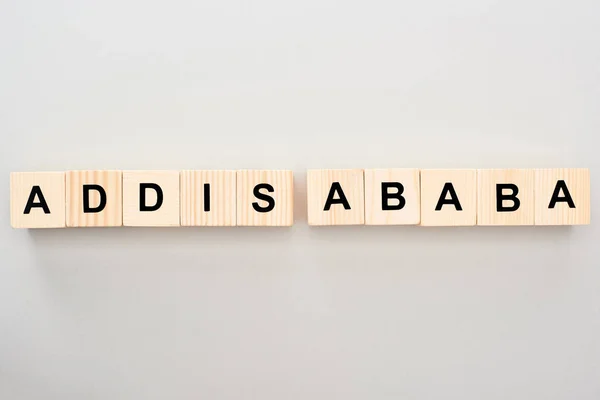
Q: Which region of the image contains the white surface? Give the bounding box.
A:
[1,0,599,398]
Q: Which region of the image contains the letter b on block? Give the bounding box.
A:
[307,169,365,225]
[364,169,420,225]
[477,169,534,225]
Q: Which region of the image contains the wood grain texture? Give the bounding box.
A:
[123,171,180,227]
[181,170,236,226]
[535,168,590,225]
[364,168,420,225]
[420,169,477,226]
[10,172,66,228]
[477,169,534,226]
[66,170,122,227]
[236,170,293,226]
[307,169,364,226]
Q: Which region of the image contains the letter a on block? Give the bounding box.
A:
[66,170,122,227]
[307,169,364,225]
[10,172,66,228]
[420,169,476,226]
[477,169,534,226]
[535,168,590,225]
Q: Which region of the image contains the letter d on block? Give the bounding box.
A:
[477,169,534,225]
[123,171,180,227]
[66,171,123,227]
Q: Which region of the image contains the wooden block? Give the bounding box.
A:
[123,171,180,227]
[66,170,122,227]
[420,169,477,226]
[180,170,236,226]
[364,168,420,225]
[10,172,66,228]
[535,168,590,225]
[307,169,364,226]
[477,169,534,226]
[236,170,293,226]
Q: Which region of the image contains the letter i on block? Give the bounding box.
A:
[236,170,294,226]
[307,169,365,225]
[477,169,535,225]
[364,169,420,225]
[535,168,590,225]
[10,172,66,228]
[180,170,237,226]
[66,171,122,227]
[123,171,180,227]
[420,169,477,226]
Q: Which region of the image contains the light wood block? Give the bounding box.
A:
[181,170,236,226]
[535,168,590,225]
[364,168,420,225]
[236,170,293,226]
[123,171,180,227]
[477,169,534,226]
[10,172,66,228]
[420,169,477,226]
[66,170,122,227]
[307,169,364,226]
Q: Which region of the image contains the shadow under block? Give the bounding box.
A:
[307,169,365,226]
[420,169,477,226]
[236,170,294,226]
[66,170,123,227]
[180,170,236,226]
[477,169,534,226]
[10,172,66,228]
[123,171,180,227]
[535,168,590,225]
[364,169,420,225]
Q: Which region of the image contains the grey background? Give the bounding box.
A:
[1,0,599,399]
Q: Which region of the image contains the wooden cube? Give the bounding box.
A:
[123,171,180,227]
[10,172,66,228]
[477,169,534,226]
[364,168,420,225]
[180,170,236,226]
[307,169,364,226]
[66,170,122,227]
[535,168,590,225]
[420,169,477,226]
[237,170,293,226]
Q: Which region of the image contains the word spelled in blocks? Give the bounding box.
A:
[307,169,365,225]
[420,169,477,226]
[67,170,123,227]
[9,168,591,228]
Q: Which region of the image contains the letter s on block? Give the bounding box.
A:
[252,183,275,212]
